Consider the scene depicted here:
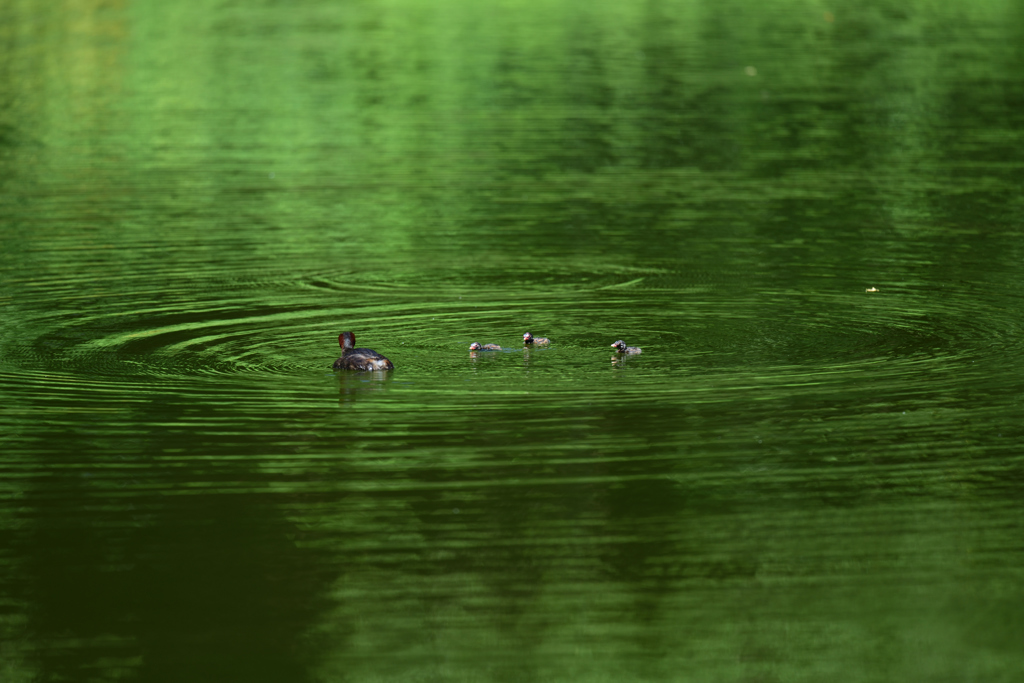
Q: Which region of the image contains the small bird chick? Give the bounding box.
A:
[523,332,550,346]
[610,340,642,355]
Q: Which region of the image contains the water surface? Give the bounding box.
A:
[2,1,1024,681]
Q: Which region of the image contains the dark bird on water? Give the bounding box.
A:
[470,342,502,351]
[333,331,394,371]
[523,332,550,346]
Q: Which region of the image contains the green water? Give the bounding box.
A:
[3,1,1024,681]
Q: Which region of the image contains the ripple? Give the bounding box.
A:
[0,265,1021,407]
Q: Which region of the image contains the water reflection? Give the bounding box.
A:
[335,370,392,403]
[3,0,1024,680]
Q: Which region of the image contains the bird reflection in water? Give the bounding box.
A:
[335,370,391,404]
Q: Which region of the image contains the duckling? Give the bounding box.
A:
[610,340,641,355]
[523,332,550,346]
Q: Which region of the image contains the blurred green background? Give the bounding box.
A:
[2,1,1023,681]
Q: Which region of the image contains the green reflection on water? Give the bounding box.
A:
[2,0,1024,681]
